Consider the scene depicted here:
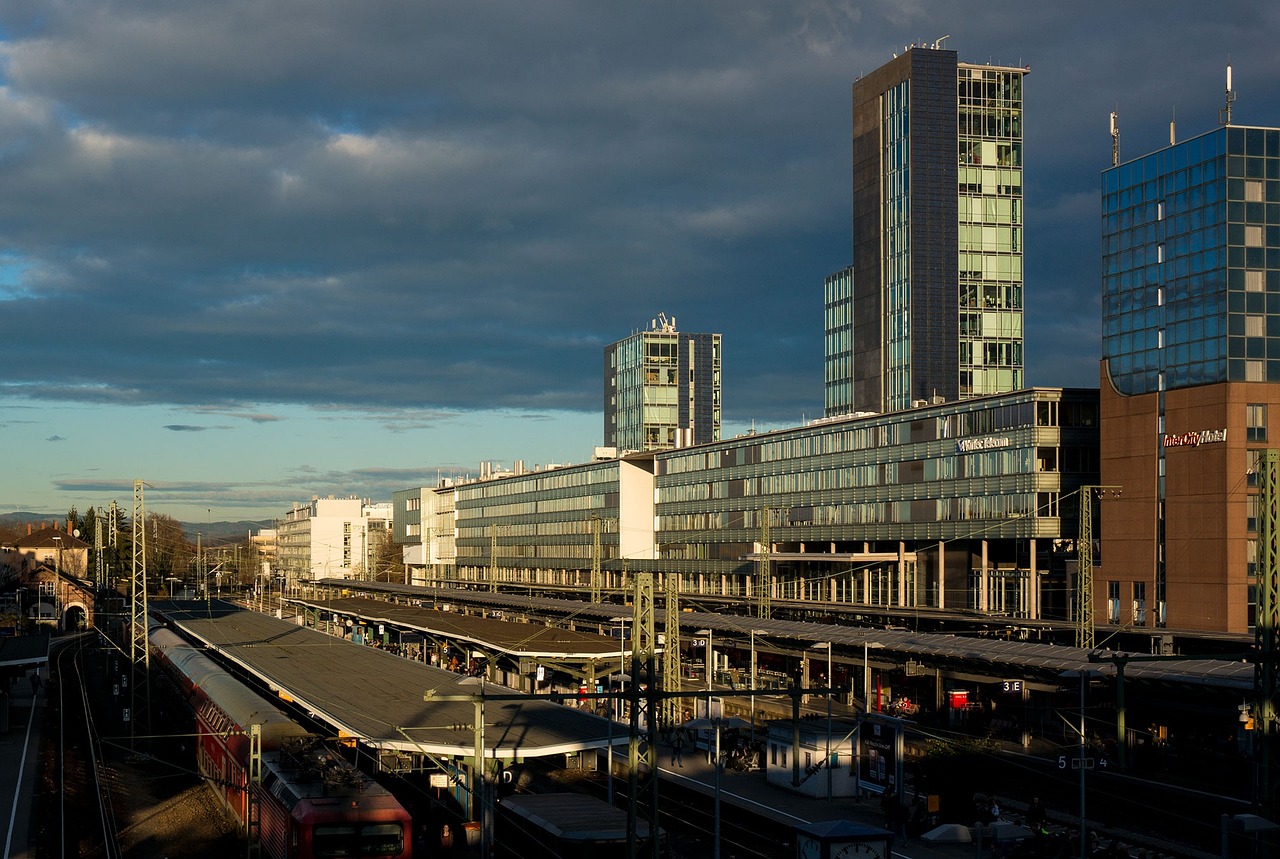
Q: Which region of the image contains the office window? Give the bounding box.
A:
[1107,582,1120,624]
[1248,404,1268,441]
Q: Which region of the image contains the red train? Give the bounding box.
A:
[150,624,413,859]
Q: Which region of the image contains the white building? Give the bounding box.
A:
[393,484,456,586]
[277,496,390,585]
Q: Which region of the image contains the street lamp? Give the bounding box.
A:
[750,629,767,733]
[1061,667,1102,859]
[810,642,835,801]
[863,641,885,712]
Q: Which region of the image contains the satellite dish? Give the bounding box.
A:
[73,529,81,538]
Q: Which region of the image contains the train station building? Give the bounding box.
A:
[407,386,1100,632]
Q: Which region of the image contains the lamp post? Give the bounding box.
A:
[863,641,884,712]
[1062,668,1100,859]
[425,677,491,859]
[750,629,767,735]
[696,628,714,699]
[810,642,834,801]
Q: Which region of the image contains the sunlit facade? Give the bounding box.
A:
[604,316,721,452]
[1101,124,1280,634]
[833,45,1026,417]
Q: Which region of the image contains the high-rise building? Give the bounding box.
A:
[826,45,1027,416]
[1100,120,1280,635]
[604,314,721,452]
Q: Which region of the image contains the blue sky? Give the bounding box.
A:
[2,1,1279,522]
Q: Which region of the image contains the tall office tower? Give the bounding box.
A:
[831,45,1026,416]
[604,314,721,452]
[1100,117,1280,635]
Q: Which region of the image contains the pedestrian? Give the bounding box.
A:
[1025,795,1047,833]
[29,671,41,694]
[882,792,901,833]
[672,733,685,767]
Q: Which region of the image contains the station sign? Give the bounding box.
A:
[1001,680,1024,693]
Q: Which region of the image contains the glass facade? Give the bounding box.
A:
[605,326,722,451]
[1102,126,1280,394]
[823,266,854,416]
[957,65,1025,398]
[449,389,1098,619]
[844,48,1025,415]
[884,79,913,410]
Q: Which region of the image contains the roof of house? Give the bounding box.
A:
[13,527,89,550]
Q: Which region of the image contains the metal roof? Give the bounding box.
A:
[317,579,1255,693]
[0,632,49,669]
[154,601,621,757]
[293,595,626,660]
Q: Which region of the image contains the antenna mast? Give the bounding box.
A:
[1220,62,1235,126]
[1110,111,1120,167]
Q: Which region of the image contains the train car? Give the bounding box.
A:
[495,792,665,859]
[149,624,412,859]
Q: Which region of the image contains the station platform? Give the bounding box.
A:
[637,732,1218,859]
[1,664,45,859]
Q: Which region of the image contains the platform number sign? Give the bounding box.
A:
[1001,680,1023,694]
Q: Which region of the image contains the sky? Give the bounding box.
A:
[2,1,1279,524]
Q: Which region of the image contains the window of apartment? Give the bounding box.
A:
[1133,582,1147,626]
[1248,404,1268,441]
[1107,581,1120,624]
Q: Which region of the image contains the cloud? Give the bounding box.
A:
[1,0,1278,437]
[164,424,211,432]
[45,434,66,442]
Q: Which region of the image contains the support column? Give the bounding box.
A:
[980,540,990,612]
[1028,538,1039,620]
[936,541,945,610]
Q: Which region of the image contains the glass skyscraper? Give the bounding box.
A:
[827,46,1026,417]
[1103,126,1280,393]
[604,317,721,452]
[1101,123,1280,635]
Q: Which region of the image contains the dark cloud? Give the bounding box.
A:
[45,434,66,442]
[164,424,211,432]
[1,0,1278,429]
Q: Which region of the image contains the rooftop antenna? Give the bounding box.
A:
[1110,110,1120,167]
[933,34,951,49]
[1220,61,1235,126]
[1170,105,1176,147]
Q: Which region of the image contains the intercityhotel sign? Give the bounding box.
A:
[1163,428,1228,449]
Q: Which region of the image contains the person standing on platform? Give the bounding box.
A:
[671,733,684,767]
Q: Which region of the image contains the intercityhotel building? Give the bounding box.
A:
[1100,122,1280,636]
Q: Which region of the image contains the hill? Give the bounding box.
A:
[0,511,273,545]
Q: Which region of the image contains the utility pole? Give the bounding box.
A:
[1076,485,1122,649]
[662,575,681,727]
[592,515,603,603]
[129,479,151,750]
[489,525,498,592]
[757,508,774,620]
[1256,449,1280,821]
[627,573,659,859]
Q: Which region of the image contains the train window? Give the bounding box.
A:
[313,824,403,858]
[314,825,357,857]
[360,824,404,855]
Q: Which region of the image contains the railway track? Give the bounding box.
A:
[31,632,241,859]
